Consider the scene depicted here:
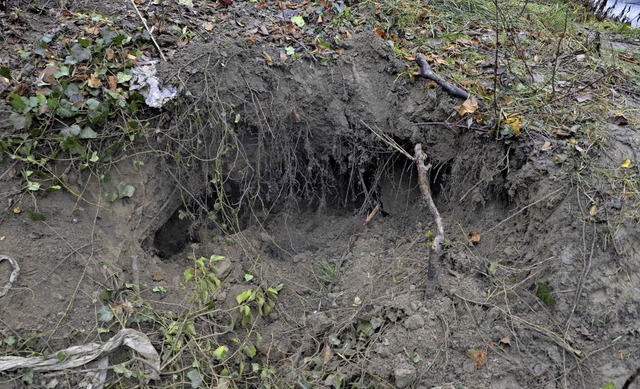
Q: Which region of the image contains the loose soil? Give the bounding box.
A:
[1,1,640,388]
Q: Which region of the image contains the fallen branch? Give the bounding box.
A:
[414,144,445,293]
[0,255,19,298]
[416,53,484,108]
[129,0,167,62]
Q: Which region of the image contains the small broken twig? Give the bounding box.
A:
[129,0,167,62]
[416,53,484,108]
[414,144,445,294]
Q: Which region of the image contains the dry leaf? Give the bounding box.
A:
[40,64,59,84]
[263,52,273,66]
[105,48,115,61]
[499,337,511,346]
[85,25,100,36]
[204,22,214,31]
[589,204,597,216]
[608,113,628,126]
[292,106,301,122]
[468,232,480,245]
[541,141,552,151]
[473,349,487,369]
[620,159,631,168]
[432,56,447,65]
[373,27,385,38]
[457,96,478,115]
[12,207,21,214]
[87,73,102,88]
[322,344,332,364]
[152,274,165,282]
[107,75,118,90]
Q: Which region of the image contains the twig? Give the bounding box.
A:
[360,120,414,160]
[416,53,483,108]
[128,0,167,62]
[415,144,445,295]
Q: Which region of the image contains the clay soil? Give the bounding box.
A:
[1,0,640,388]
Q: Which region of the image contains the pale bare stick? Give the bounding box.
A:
[415,144,444,294]
[129,0,167,62]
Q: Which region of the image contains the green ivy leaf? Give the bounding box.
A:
[117,71,132,84]
[236,289,253,304]
[9,112,32,130]
[60,124,82,138]
[184,268,194,282]
[213,345,228,360]
[291,15,305,27]
[23,369,34,385]
[26,182,41,191]
[10,93,28,113]
[116,181,135,199]
[186,369,202,388]
[54,65,70,79]
[98,305,113,322]
[89,151,99,163]
[0,66,12,80]
[79,127,98,139]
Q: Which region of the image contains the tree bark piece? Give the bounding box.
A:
[414,144,444,293]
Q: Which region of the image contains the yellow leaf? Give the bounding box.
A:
[502,111,523,134]
[457,96,478,116]
[621,159,631,168]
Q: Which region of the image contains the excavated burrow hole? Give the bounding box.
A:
[150,132,464,260]
[147,35,516,261]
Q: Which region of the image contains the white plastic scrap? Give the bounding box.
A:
[0,329,160,382]
[0,255,19,298]
[130,57,177,108]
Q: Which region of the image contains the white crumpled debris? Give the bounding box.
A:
[130,57,177,108]
[0,328,160,385]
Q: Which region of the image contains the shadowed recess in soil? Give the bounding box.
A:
[147,34,480,254]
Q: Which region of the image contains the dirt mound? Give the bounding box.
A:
[2,31,640,389]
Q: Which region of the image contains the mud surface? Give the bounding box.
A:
[2,1,640,388]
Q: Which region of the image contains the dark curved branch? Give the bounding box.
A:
[416,53,485,110]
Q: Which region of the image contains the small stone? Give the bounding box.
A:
[403,314,425,330]
[462,359,475,374]
[533,363,547,376]
[216,258,233,280]
[394,363,416,388]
